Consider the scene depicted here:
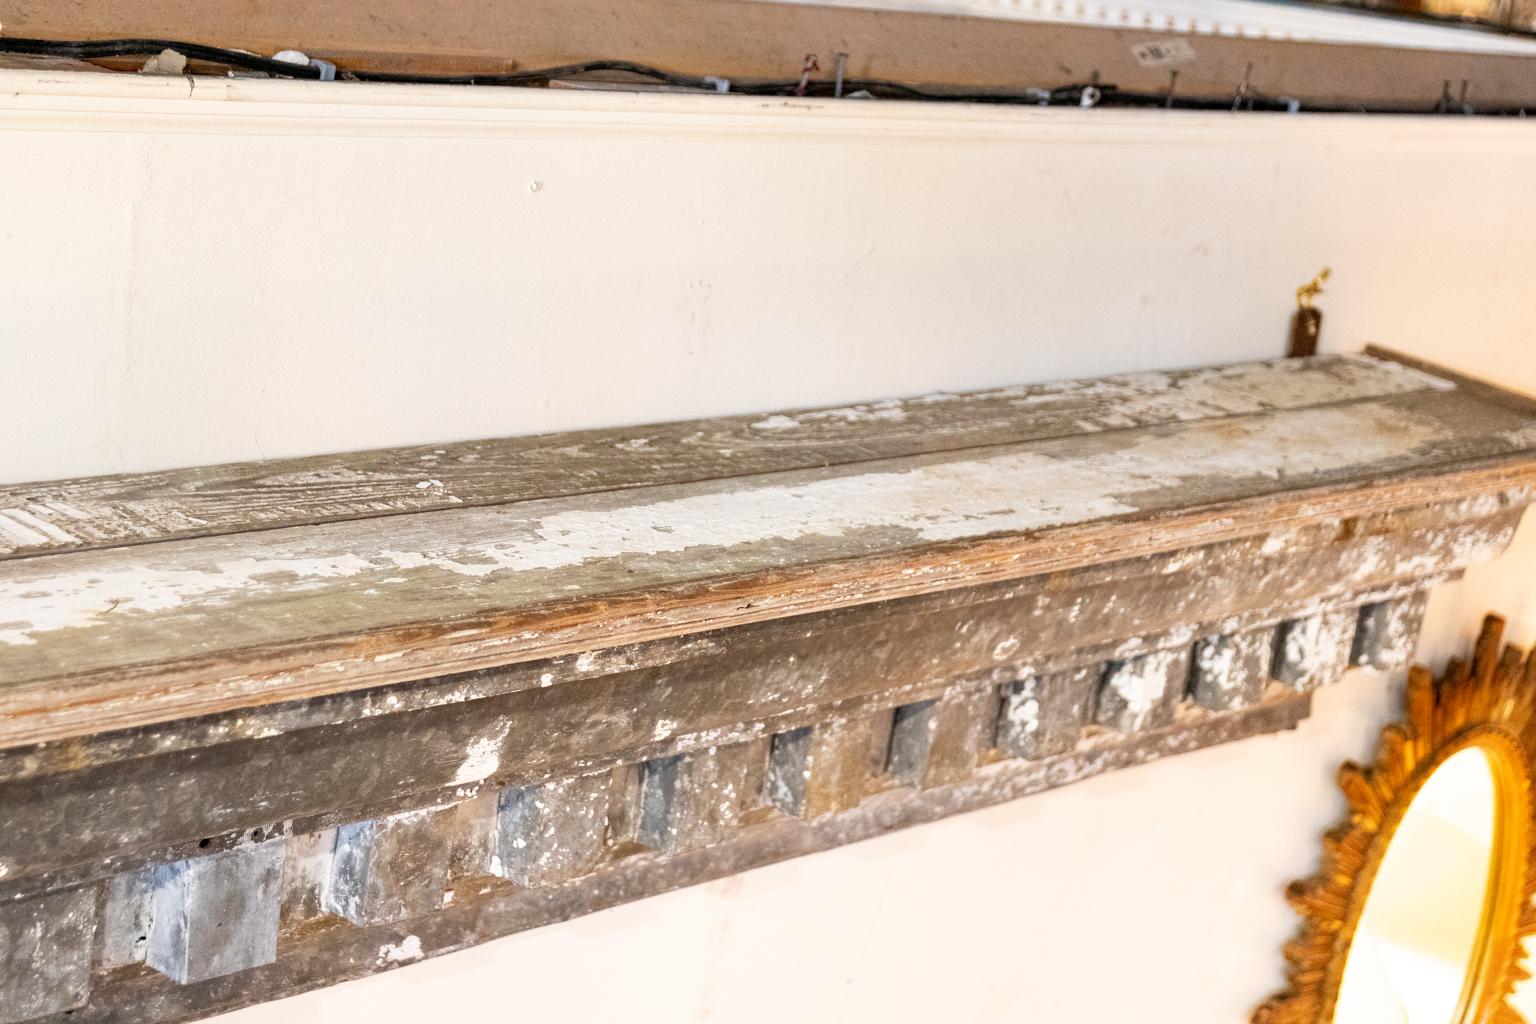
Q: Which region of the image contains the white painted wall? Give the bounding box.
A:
[3,69,1535,1021]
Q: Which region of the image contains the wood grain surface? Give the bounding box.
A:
[12,0,1536,109]
[2,351,1533,749]
[0,354,1441,560]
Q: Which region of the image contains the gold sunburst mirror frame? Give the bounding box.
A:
[1256,614,1536,1024]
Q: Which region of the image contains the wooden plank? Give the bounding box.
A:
[0,493,1489,782]
[2,376,1533,750]
[11,0,1536,109]
[2,351,1525,1023]
[0,54,99,72]
[0,355,1440,561]
[1366,345,1536,421]
[0,520,1495,885]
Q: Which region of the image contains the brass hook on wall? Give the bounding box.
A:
[1289,266,1331,357]
[1296,266,1330,310]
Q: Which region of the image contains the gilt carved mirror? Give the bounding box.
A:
[1257,614,1536,1024]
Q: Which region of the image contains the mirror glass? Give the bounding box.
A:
[1334,746,1498,1024]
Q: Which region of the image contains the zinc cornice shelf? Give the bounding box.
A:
[3,348,1535,1023]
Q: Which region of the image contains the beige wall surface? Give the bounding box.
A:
[3,70,1535,1022]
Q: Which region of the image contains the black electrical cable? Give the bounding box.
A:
[0,34,1526,115]
[0,36,325,78]
[343,59,1044,102]
[0,37,1013,99]
[0,37,1072,101]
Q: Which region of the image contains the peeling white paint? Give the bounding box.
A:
[0,511,50,547]
[800,402,908,425]
[1002,678,1042,737]
[0,399,1462,645]
[378,935,423,964]
[1103,651,1183,731]
[731,357,1444,444]
[1195,637,1239,692]
[2,507,77,545]
[451,727,508,785]
[1276,609,1357,690]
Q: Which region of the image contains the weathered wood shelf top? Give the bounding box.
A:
[4,348,1536,748]
[7,347,1536,1024]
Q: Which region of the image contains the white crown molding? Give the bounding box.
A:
[2,69,1536,149]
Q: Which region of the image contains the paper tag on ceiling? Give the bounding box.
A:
[1132,39,1198,68]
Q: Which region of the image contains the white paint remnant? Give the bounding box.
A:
[451,727,507,785]
[1001,354,1448,424]
[0,511,49,547]
[0,401,1454,645]
[807,402,907,425]
[753,402,909,431]
[992,637,1021,661]
[652,717,678,741]
[1104,651,1180,731]
[3,507,77,544]
[1002,678,1042,736]
[1195,637,1240,693]
[1259,532,1291,557]
[42,500,92,522]
[1278,610,1356,689]
[378,935,423,964]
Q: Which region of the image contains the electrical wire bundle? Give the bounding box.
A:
[0,34,1526,115]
